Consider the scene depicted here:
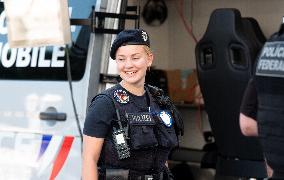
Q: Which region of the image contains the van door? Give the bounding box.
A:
[0,0,123,179]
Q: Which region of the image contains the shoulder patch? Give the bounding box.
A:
[113,89,130,104]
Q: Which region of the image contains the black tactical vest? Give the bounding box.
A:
[98,84,178,175]
[255,34,284,175]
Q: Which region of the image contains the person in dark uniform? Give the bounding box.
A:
[82,29,183,180]
[240,29,284,179]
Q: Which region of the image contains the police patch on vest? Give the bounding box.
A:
[159,111,173,127]
[114,89,130,104]
[127,112,155,125]
[256,41,284,78]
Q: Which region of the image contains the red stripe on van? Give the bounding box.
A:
[49,136,74,180]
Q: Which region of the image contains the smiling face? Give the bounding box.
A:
[115,45,153,88]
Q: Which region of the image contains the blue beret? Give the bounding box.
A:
[110,29,150,59]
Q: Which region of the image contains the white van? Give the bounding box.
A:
[0,0,136,179]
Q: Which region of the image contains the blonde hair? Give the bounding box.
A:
[143,45,153,55]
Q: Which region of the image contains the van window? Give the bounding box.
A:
[0,1,95,81]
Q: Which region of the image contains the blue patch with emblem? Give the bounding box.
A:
[159,111,173,127]
[114,89,129,104]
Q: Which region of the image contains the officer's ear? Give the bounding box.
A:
[143,45,153,66]
[147,53,154,67]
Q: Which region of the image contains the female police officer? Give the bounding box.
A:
[82,29,183,180]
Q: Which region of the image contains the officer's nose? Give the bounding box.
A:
[124,58,133,68]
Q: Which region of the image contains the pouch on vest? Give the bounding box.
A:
[127,112,158,150]
[155,115,178,148]
[105,169,129,180]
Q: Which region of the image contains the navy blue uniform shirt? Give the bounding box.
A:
[83,89,148,138]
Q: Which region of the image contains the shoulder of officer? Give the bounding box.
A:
[146,84,164,97]
[91,84,120,103]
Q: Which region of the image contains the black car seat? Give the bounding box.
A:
[242,17,266,51]
[244,17,266,44]
[195,8,267,178]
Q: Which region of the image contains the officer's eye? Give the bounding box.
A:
[117,58,125,61]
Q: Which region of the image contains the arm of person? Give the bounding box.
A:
[82,94,115,180]
[82,135,104,180]
[265,158,273,178]
[239,113,258,136]
[239,78,258,137]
